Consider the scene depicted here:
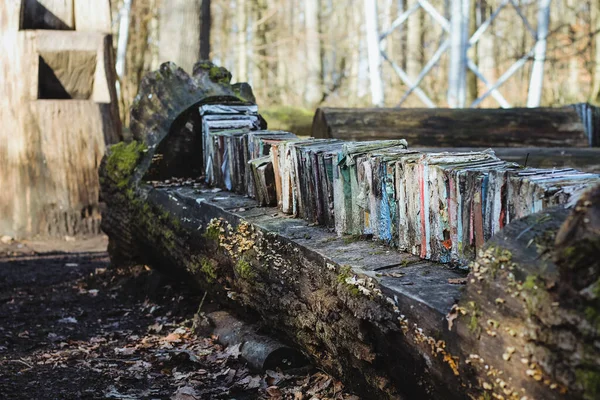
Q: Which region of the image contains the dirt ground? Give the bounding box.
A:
[0,237,358,400]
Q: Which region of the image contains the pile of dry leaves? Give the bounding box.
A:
[0,241,359,399]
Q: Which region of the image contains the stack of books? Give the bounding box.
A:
[195,103,600,266]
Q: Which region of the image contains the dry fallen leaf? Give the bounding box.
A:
[114,347,136,356]
[223,343,242,359]
[170,386,199,400]
[266,386,282,398]
[164,333,182,343]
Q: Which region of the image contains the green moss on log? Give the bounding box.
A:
[575,368,600,400]
[200,257,218,283]
[105,141,146,188]
[235,258,256,281]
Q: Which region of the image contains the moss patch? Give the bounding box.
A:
[105,141,146,188]
[200,257,218,283]
[204,224,221,241]
[575,368,600,400]
[235,258,256,281]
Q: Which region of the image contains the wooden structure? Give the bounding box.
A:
[0,0,121,238]
[101,62,600,400]
[312,105,600,147]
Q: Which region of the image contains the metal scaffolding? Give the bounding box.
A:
[370,0,553,108]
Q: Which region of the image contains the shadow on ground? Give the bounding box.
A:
[0,239,358,400]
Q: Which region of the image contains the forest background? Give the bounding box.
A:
[112,0,600,134]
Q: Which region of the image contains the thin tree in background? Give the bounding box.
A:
[591,0,600,104]
[364,0,385,106]
[252,0,271,100]
[200,0,211,60]
[236,0,248,82]
[466,0,478,105]
[115,0,132,100]
[304,0,323,106]
[406,0,423,84]
[527,0,551,107]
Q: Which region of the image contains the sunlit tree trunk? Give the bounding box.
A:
[364,0,384,106]
[590,0,600,104]
[304,0,322,106]
[252,0,270,101]
[406,0,423,81]
[466,0,478,106]
[158,0,201,73]
[236,0,247,82]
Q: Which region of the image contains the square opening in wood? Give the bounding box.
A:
[37,51,96,100]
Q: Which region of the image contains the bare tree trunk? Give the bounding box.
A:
[527,0,551,107]
[120,0,154,128]
[115,0,132,99]
[466,0,478,106]
[591,0,600,104]
[200,0,211,60]
[158,0,201,73]
[396,0,406,72]
[364,0,385,106]
[567,19,580,102]
[477,1,496,84]
[350,2,362,100]
[304,0,322,106]
[406,0,423,81]
[236,0,247,82]
[252,0,270,101]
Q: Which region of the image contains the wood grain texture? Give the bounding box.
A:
[0,1,120,238]
[73,0,111,32]
[312,106,600,147]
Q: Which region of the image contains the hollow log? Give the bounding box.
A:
[100,63,600,400]
[208,311,308,372]
[312,106,600,147]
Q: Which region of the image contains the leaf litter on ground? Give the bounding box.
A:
[0,245,360,399]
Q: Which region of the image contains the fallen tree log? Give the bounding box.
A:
[312,106,600,147]
[450,187,600,400]
[100,62,600,400]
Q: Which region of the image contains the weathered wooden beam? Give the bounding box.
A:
[312,105,600,147]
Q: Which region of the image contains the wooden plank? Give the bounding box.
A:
[312,106,600,147]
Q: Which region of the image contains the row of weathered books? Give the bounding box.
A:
[199,104,599,266]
